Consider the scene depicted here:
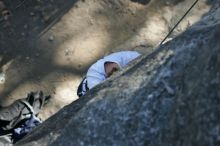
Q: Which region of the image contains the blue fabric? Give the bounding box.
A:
[13,115,41,142]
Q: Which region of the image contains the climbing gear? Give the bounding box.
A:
[77,77,89,97]
[159,0,199,46]
[0,91,50,144]
[13,114,42,143]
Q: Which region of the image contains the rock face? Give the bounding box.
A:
[0,0,210,121]
[17,1,220,146]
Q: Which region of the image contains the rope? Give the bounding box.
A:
[159,0,199,46]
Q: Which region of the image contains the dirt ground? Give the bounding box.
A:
[0,0,210,120]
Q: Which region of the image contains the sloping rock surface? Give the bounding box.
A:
[0,0,211,121]
[17,1,220,146]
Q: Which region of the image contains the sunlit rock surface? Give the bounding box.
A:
[0,0,211,121]
[16,1,220,146]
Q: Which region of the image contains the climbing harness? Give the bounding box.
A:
[159,0,199,46]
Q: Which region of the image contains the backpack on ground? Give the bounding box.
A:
[0,91,50,144]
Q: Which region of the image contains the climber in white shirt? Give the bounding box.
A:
[77,51,141,97]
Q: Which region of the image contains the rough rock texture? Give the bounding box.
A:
[17,1,220,146]
[0,0,210,121]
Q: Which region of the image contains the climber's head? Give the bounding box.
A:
[104,62,120,77]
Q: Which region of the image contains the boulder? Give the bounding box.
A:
[16,1,220,146]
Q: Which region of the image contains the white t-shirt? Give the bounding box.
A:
[86,51,141,89]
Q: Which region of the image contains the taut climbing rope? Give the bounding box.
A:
[159,0,199,46]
